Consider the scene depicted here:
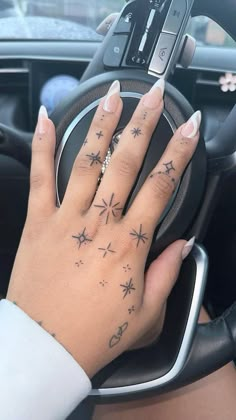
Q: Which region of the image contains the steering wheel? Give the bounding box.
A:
[1,0,236,407]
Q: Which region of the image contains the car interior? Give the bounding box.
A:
[0,0,236,419]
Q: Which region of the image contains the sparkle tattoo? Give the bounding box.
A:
[163,161,175,175]
[109,322,128,348]
[86,151,102,166]
[120,278,136,299]
[98,242,116,258]
[72,228,92,248]
[94,193,123,224]
[96,130,104,140]
[130,224,148,247]
[131,127,142,138]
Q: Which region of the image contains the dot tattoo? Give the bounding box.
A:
[94,193,123,224]
[37,321,43,326]
[75,260,84,268]
[143,111,148,120]
[98,242,116,258]
[131,127,142,138]
[100,114,105,121]
[86,151,103,166]
[120,278,136,299]
[96,130,104,140]
[123,264,131,272]
[51,333,56,338]
[163,161,175,175]
[99,280,108,287]
[72,228,92,248]
[109,322,128,348]
[128,305,135,314]
[83,138,88,147]
[130,224,148,247]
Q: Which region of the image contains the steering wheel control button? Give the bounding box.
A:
[162,0,187,35]
[104,35,128,68]
[149,32,176,75]
[115,13,133,34]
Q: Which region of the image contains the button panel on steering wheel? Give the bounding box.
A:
[104,0,194,79]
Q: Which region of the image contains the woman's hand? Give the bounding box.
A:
[7,79,200,378]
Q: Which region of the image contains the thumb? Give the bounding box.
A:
[143,238,195,314]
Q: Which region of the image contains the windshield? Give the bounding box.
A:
[0,1,235,47]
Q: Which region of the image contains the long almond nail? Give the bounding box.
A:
[143,79,165,109]
[37,105,48,135]
[103,80,120,113]
[182,237,195,260]
[181,111,202,139]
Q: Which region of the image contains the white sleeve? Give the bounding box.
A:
[0,299,92,420]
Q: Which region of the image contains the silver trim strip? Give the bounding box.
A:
[91,243,208,396]
[55,92,176,206]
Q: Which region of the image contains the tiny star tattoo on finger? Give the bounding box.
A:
[72,228,92,248]
[86,151,103,166]
[94,193,123,224]
[98,242,116,258]
[131,127,142,138]
[128,305,135,314]
[130,224,148,247]
[96,130,104,140]
[120,278,136,299]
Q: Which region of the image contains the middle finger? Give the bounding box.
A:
[91,79,165,225]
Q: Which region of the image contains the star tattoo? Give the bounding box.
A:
[98,242,116,258]
[86,151,102,166]
[130,224,148,247]
[72,228,92,248]
[163,161,175,175]
[120,278,136,299]
[96,130,104,140]
[94,193,123,224]
[131,127,142,138]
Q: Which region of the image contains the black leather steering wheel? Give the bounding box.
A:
[1,0,236,406]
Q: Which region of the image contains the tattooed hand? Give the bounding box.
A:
[7,79,201,378]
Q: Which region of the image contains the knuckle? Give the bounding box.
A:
[30,173,46,190]
[73,155,92,176]
[150,173,174,199]
[114,153,139,178]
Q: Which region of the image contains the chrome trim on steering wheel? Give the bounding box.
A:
[91,244,208,397]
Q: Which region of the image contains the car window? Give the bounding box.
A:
[0,2,235,47]
[188,16,236,48]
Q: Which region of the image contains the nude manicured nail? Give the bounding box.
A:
[182,237,195,260]
[37,105,48,135]
[181,111,202,139]
[143,79,165,109]
[103,80,120,113]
